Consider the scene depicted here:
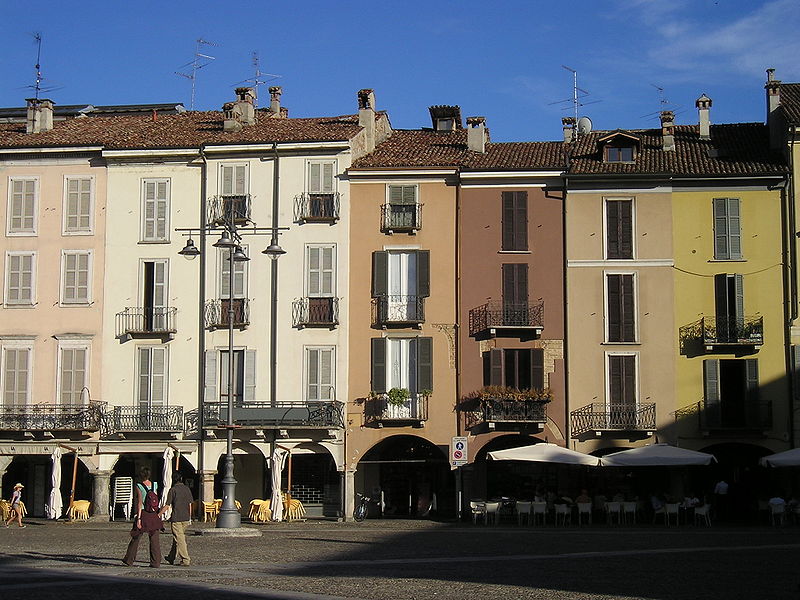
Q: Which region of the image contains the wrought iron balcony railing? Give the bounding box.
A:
[679,316,764,351]
[294,192,340,222]
[469,301,545,337]
[205,298,250,328]
[207,194,252,224]
[464,398,548,430]
[292,297,339,327]
[102,405,183,436]
[372,295,425,326]
[381,203,422,233]
[116,307,177,337]
[674,400,772,432]
[201,401,344,429]
[570,402,657,438]
[0,401,105,432]
[365,394,428,425]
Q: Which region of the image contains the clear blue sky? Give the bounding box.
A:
[1,0,798,142]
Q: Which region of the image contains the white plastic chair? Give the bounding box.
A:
[532,502,547,526]
[606,501,621,525]
[665,503,680,526]
[622,501,637,524]
[484,501,501,525]
[470,501,486,525]
[694,504,711,526]
[110,476,133,521]
[516,501,532,526]
[555,503,571,526]
[576,502,592,525]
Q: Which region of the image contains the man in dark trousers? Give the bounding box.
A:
[158,472,194,566]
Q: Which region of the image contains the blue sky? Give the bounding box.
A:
[1,0,798,141]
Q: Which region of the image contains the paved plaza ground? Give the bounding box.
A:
[0,518,798,599]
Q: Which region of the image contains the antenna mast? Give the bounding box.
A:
[175,38,218,110]
[548,66,601,139]
[235,51,281,109]
[32,33,43,99]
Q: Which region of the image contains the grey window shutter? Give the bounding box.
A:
[371,338,387,394]
[609,355,636,406]
[502,192,514,250]
[151,347,167,407]
[484,349,504,386]
[713,198,729,259]
[728,198,741,259]
[703,359,720,428]
[322,163,335,193]
[417,250,430,298]
[235,165,247,195]
[531,348,545,390]
[606,200,620,258]
[417,337,433,392]
[222,166,233,195]
[309,163,321,193]
[204,350,217,402]
[514,191,528,251]
[138,347,151,407]
[372,251,388,297]
[621,275,635,341]
[793,346,800,404]
[734,273,744,325]
[607,274,621,341]
[745,358,759,425]
[244,350,256,401]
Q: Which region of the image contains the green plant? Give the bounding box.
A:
[420,388,432,398]
[460,385,553,409]
[387,387,411,406]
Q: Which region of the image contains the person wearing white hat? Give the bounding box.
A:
[5,483,26,528]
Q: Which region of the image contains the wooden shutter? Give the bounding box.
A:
[8,254,33,303]
[417,337,433,392]
[502,192,529,251]
[502,264,528,306]
[607,199,633,259]
[66,178,91,231]
[531,348,545,390]
[150,347,167,407]
[309,163,321,193]
[483,349,504,386]
[502,192,514,250]
[416,250,430,298]
[143,181,157,240]
[714,198,741,260]
[609,355,636,406]
[727,199,741,259]
[322,163,334,193]
[61,348,87,404]
[320,348,333,400]
[745,358,759,426]
[372,251,388,297]
[244,350,256,401]
[734,273,744,324]
[607,274,635,342]
[155,181,168,240]
[714,274,729,320]
[204,350,217,402]
[152,261,167,309]
[222,166,234,195]
[137,347,151,407]
[308,246,334,297]
[371,338,387,394]
[703,359,721,427]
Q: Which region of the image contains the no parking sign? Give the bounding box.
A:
[450,436,468,467]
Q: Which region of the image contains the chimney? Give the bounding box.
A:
[358,89,376,153]
[765,68,782,149]
[223,102,242,132]
[696,94,712,140]
[562,117,576,143]
[25,98,54,133]
[466,116,487,153]
[234,87,256,125]
[660,110,675,151]
[269,86,282,115]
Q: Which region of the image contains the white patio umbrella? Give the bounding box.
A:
[600,443,716,467]
[270,446,289,522]
[759,448,800,467]
[46,447,63,519]
[160,447,174,519]
[488,443,600,466]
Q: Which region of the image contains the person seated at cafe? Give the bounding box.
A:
[682,492,700,508]
[575,489,591,504]
[768,493,786,509]
[650,493,665,512]
[612,490,625,503]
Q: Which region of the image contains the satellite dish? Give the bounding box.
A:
[577,116,593,134]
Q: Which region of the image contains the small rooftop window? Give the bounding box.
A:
[605,145,635,163]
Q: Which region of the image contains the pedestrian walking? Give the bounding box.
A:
[158,472,194,566]
[122,467,163,567]
[5,483,26,528]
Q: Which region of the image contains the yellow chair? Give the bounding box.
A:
[249,499,263,520]
[0,500,10,521]
[257,500,272,522]
[284,497,306,521]
[68,500,91,521]
[202,501,218,522]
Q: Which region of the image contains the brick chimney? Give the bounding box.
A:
[269,86,282,116]
[466,116,487,153]
[358,89,376,153]
[765,68,782,149]
[696,94,712,140]
[223,102,242,132]
[26,98,54,133]
[660,110,675,151]
[234,87,256,125]
[562,117,576,143]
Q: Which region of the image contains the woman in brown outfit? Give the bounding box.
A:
[122,466,163,567]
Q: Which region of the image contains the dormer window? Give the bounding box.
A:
[428,105,462,131]
[598,130,641,164]
[436,118,454,131]
[605,146,635,163]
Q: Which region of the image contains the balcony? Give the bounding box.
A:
[570,402,656,440]
[372,295,425,327]
[365,393,429,427]
[116,307,177,338]
[200,401,344,430]
[381,203,422,233]
[679,316,764,354]
[674,400,772,435]
[205,298,250,329]
[292,297,339,328]
[102,405,183,437]
[208,194,251,224]
[294,192,340,223]
[0,402,105,434]
[469,301,545,339]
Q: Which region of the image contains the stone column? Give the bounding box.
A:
[90,470,112,521]
[343,468,356,522]
[200,470,217,504]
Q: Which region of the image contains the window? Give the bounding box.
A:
[220,164,248,196]
[605,146,634,163]
[58,344,88,404]
[305,161,337,220]
[714,273,744,342]
[607,353,638,427]
[137,346,168,409]
[385,185,420,231]
[483,348,544,390]
[501,191,528,251]
[61,250,92,304]
[305,245,336,324]
[713,198,742,260]
[371,337,433,396]
[219,249,247,325]
[63,177,93,234]
[140,260,169,331]
[372,250,430,323]
[306,347,335,401]
[7,177,37,235]
[204,349,255,403]
[2,345,31,406]
[502,263,529,326]
[605,198,633,259]
[4,252,35,306]
[606,273,636,342]
[141,179,170,242]
[704,359,760,428]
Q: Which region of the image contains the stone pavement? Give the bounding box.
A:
[1,518,799,599]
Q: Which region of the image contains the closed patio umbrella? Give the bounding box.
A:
[161,447,174,519]
[488,443,600,466]
[46,447,63,520]
[270,446,289,522]
[759,448,800,467]
[600,443,716,467]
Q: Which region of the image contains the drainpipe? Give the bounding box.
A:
[454,171,463,520]
[198,146,208,501]
[562,147,571,448]
[270,142,280,406]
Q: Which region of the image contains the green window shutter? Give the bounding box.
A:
[417,337,433,392]
[372,251,388,297]
[204,350,217,402]
[703,359,721,427]
[416,250,430,298]
[371,338,387,394]
[244,350,256,401]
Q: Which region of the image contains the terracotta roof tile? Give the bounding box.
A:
[780,83,800,125]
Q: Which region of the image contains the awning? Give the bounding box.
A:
[600,443,716,467]
[488,443,599,466]
[759,448,800,467]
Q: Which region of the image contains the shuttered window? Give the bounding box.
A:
[502,191,528,251]
[388,185,416,205]
[221,164,248,195]
[207,349,255,403]
[59,346,87,404]
[372,250,430,298]
[5,252,35,305]
[137,346,168,408]
[502,264,528,326]
[371,337,433,395]
[714,273,744,342]
[605,198,633,259]
[606,273,636,342]
[8,178,37,234]
[308,162,335,194]
[64,177,92,233]
[62,251,91,304]
[141,179,170,241]
[307,347,335,401]
[703,359,759,429]
[2,347,31,406]
[608,354,636,407]
[220,249,248,299]
[483,348,545,390]
[713,198,742,260]
[307,245,335,297]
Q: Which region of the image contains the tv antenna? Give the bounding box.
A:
[232,51,281,108]
[24,33,61,99]
[175,38,218,110]
[640,83,686,121]
[548,65,601,136]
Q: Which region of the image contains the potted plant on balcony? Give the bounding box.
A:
[387,387,411,406]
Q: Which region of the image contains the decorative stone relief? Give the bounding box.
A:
[432,324,457,368]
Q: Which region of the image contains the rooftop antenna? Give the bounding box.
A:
[175,38,218,110]
[23,33,61,99]
[232,51,281,108]
[548,65,601,138]
[640,83,687,121]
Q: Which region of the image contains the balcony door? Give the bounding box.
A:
[137,346,167,429]
[714,273,744,342]
[388,252,418,322]
[387,338,419,419]
[607,353,637,428]
[502,263,528,326]
[141,260,168,331]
